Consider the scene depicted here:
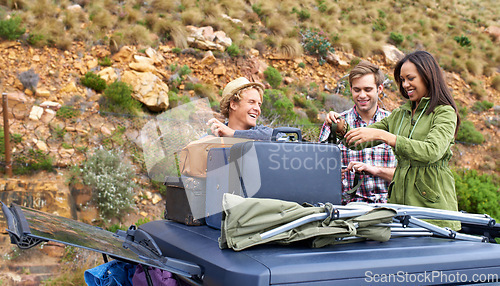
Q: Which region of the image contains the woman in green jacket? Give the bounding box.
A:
[326,51,461,230]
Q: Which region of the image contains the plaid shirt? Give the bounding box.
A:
[319,107,397,204]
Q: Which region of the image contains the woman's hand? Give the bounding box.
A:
[345,128,397,147]
[207,118,235,137]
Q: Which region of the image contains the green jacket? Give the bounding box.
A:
[341,97,460,230]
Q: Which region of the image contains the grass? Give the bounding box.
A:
[0,0,496,78]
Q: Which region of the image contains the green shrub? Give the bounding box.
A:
[292,8,310,21]
[301,28,334,65]
[226,43,241,57]
[178,65,192,78]
[389,32,404,45]
[13,149,54,175]
[262,89,296,123]
[79,148,136,220]
[372,18,387,32]
[100,81,142,115]
[0,16,25,40]
[27,33,45,47]
[472,100,493,113]
[98,56,113,67]
[56,105,81,119]
[454,169,500,221]
[454,35,472,47]
[80,72,107,92]
[298,62,306,68]
[264,66,282,89]
[456,120,484,144]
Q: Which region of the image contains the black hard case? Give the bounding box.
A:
[164,176,206,226]
[205,141,342,229]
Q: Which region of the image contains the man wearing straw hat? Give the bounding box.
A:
[207,77,274,140]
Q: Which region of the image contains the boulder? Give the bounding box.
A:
[326,52,350,68]
[121,70,169,112]
[112,46,135,62]
[40,101,62,110]
[145,47,165,65]
[129,62,157,73]
[485,26,500,42]
[97,67,118,84]
[201,51,216,66]
[381,44,405,65]
[134,55,155,66]
[29,106,44,120]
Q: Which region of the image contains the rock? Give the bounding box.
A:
[60,82,78,93]
[33,138,48,151]
[112,46,135,62]
[152,193,162,205]
[493,105,500,115]
[86,58,98,70]
[250,48,260,57]
[201,51,216,66]
[381,44,405,65]
[29,106,44,120]
[221,13,242,24]
[326,51,349,68]
[129,62,157,73]
[213,65,226,75]
[40,109,56,124]
[5,91,29,103]
[283,77,294,85]
[36,90,51,97]
[40,101,62,110]
[485,26,500,42]
[121,70,169,112]
[67,4,82,11]
[186,25,227,51]
[92,45,110,58]
[101,126,112,136]
[145,47,164,65]
[25,89,33,96]
[214,31,232,48]
[97,67,117,84]
[59,148,75,158]
[134,54,155,66]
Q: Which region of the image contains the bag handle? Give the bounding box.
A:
[271,127,302,142]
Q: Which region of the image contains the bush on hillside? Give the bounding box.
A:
[264,66,282,89]
[18,69,39,93]
[454,35,472,47]
[99,81,142,115]
[226,43,241,57]
[261,89,296,123]
[492,75,500,91]
[456,120,484,145]
[79,148,136,220]
[0,16,25,40]
[472,100,493,113]
[301,28,334,65]
[80,72,107,92]
[454,169,500,222]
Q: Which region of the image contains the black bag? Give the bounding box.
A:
[205,128,342,229]
[164,176,206,226]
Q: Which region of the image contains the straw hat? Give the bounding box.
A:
[220,77,265,108]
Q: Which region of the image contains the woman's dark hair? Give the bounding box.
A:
[394,50,460,135]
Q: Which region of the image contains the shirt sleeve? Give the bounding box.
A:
[395,105,457,163]
[233,125,273,141]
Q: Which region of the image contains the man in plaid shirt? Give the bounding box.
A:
[319,61,396,204]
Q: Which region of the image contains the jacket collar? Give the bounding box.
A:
[401,97,431,113]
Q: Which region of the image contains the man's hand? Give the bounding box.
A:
[346,161,395,182]
[325,111,345,133]
[207,118,235,137]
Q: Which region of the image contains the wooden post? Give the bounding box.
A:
[2,93,12,177]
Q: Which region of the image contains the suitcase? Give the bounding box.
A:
[164,176,206,225]
[205,128,342,229]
